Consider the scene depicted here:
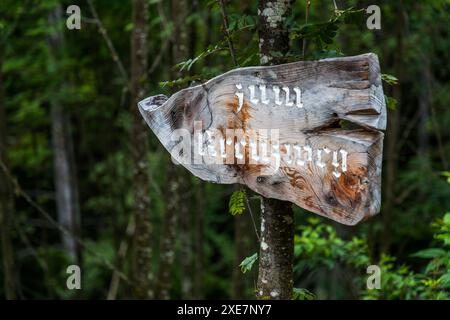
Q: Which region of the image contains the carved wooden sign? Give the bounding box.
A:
[138,53,386,225]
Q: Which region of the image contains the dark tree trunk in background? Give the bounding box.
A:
[381,3,404,253]
[155,0,193,299]
[48,5,81,263]
[232,1,254,298]
[256,0,295,300]
[155,169,179,299]
[179,181,194,298]
[130,0,153,299]
[170,0,195,299]
[194,180,205,299]
[0,47,17,300]
[153,0,175,300]
[418,57,430,155]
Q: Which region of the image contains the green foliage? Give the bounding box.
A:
[412,248,447,259]
[239,253,258,274]
[174,42,226,73]
[381,73,399,85]
[435,213,450,245]
[2,0,449,300]
[362,241,449,300]
[159,73,216,88]
[293,218,370,277]
[292,288,315,300]
[442,172,450,184]
[294,212,450,300]
[227,14,258,32]
[229,190,246,216]
[291,8,365,50]
[385,95,398,110]
[382,74,399,111]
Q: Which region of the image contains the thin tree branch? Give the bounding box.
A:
[148,0,176,76]
[106,215,135,300]
[243,188,261,242]
[217,0,239,67]
[149,37,171,75]
[87,0,129,84]
[303,0,311,59]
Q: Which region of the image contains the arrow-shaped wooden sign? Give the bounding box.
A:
[138,53,386,225]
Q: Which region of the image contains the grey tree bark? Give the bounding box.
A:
[256,0,295,300]
[130,0,154,299]
[0,44,17,300]
[48,4,81,263]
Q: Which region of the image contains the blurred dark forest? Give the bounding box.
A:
[0,0,449,300]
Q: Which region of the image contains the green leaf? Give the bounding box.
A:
[229,190,246,215]
[412,248,446,259]
[443,212,450,224]
[239,253,258,273]
[439,272,450,287]
[341,8,366,25]
[441,172,450,184]
[292,288,315,300]
[174,42,226,72]
[159,74,204,88]
[382,73,399,85]
[385,95,397,110]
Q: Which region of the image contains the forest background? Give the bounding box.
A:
[0,0,449,299]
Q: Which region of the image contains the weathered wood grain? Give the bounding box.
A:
[138,53,386,225]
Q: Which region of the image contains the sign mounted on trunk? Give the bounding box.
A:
[138,53,386,225]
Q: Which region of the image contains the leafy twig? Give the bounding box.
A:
[217,0,239,67]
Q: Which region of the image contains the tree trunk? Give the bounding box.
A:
[179,183,194,299]
[130,0,153,299]
[194,180,205,299]
[418,57,430,156]
[155,162,179,299]
[381,3,404,253]
[48,4,81,263]
[154,0,193,300]
[170,0,195,299]
[0,45,17,300]
[256,0,295,300]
